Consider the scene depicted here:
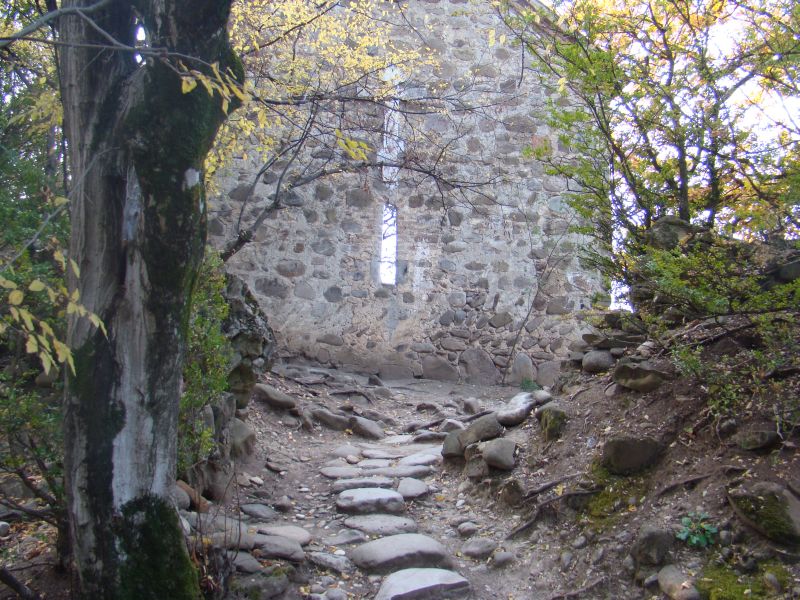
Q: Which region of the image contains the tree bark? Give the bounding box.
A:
[58,1,241,597]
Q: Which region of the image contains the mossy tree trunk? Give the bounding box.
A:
[58,1,241,598]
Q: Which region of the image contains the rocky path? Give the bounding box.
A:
[179,365,555,600]
[174,360,800,600]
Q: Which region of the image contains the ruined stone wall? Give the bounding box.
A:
[209,0,605,386]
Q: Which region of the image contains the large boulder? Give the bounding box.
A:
[421,355,460,382]
[601,436,663,475]
[459,348,502,385]
[727,481,800,546]
[613,360,665,392]
[536,402,568,441]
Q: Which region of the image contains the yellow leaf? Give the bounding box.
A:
[181,77,198,94]
[29,280,46,292]
[221,97,230,114]
[18,308,34,331]
[53,339,70,364]
[555,484,565,496]
[71,289,80,302]
[26,335,38,354]
[0,277,17,289]
[70,259,81,278]
[0,322,6,334]
[52,196,69,207]
[8,290,24,305]
[39,351,53,375]
[53,249,66,270]
[488,29,496,48]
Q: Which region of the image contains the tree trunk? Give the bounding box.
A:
[58,1,241,597]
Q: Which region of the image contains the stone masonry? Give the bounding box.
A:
[209,0,605,385]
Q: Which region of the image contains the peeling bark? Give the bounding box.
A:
[58,1,241,597]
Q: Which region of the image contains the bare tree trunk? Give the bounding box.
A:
[58,1,241,597]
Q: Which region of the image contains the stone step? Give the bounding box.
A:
[335,488,405,514]
[349,533,454,574]
[344,514,419,535]
[331,476,395,493]
[374,568,471,600]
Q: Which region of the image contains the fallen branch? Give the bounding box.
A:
[523,474,579,500]
[0,567,42,600]
[546,576,606,600]
[656,472,713,497]
[406,409,493,433]
[505,488,599,540]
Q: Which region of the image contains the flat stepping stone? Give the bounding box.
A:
[357,458,393,468]
[349,533,452,574]
[381,435,416,445]
[256,524,312,546]
[252,534,305,561]
[320,466,363,479]
[326,529,368,546]
[374,568,471,600]
[344,514,419,535]
[363,465,434,479]
[226,551,264,574]
[362,449,401,460]
[397,477,429,499]
[240,503,278,521]
[336,488,405,514]
[309,551,355,574]
[398,451,442,467]
[331,444,363,458]
[332,476,395,493]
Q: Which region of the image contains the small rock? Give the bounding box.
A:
[397,478,429,499]
[0,522,9,537]
[325,529,367,546]
[253,534,305,561]
[257,524,312,546]
[658,565,700,600]
[631,525,673,566]
[492,551,515,568]
[230,569,290,599]
[336,488,405,515]
[481,438,517,470]
[582,350,615,373]
[463,398,482,414]
[309,552,355,574]
[320,466,363,480]
[440,419,465,433]
[273,495,292,513]
[241,503,278,521]
[462,538,497,559]
[229,418,256,459]
[373,568,470,600]
[324,589,348,600]
[457,522,479,537]
[227,551,264,574]
[496,392,535,427]
[763,571,783,594]
[572,535,587,550]
[560,551,574,571]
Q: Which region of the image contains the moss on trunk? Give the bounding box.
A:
[115,495,199,600]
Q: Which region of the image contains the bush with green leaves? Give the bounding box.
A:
[177,250,233,478]
[677,512,718,548]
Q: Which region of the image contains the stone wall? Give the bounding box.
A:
[209,0,605,385]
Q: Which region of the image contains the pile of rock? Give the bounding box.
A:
[187,275,277,500]
[568,311,671,393]
[441,390,561,477]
